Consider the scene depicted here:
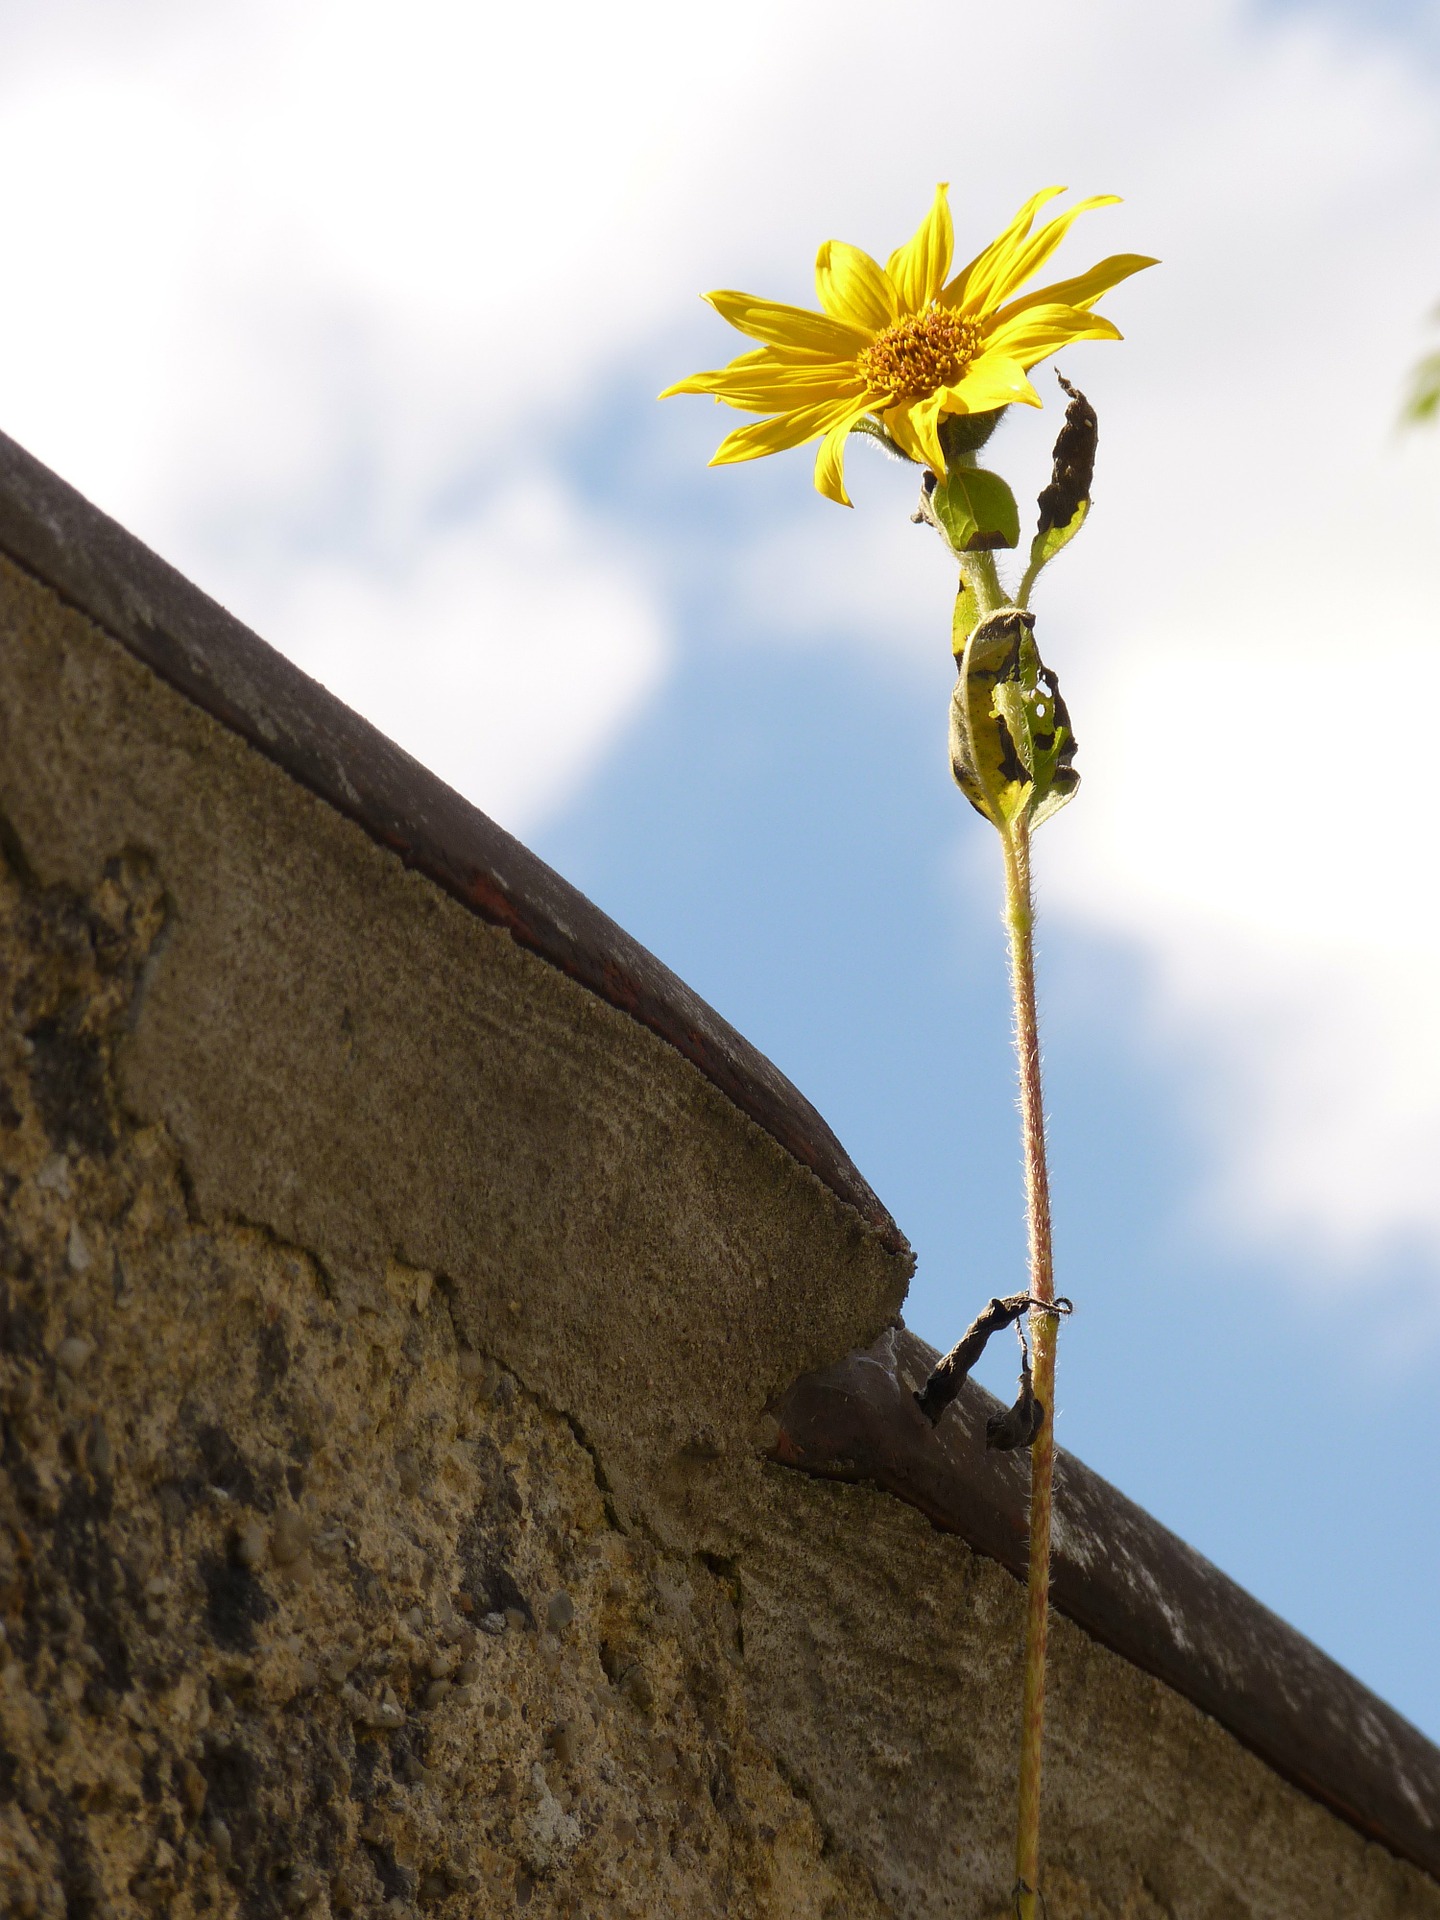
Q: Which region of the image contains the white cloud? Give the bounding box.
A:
[2,0,1440,1268]
[1036,487,1440,1271]
[259,480,665,831]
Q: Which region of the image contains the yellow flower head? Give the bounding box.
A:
[661,185,1156,507]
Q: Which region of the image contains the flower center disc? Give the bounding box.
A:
[858,308,983,399]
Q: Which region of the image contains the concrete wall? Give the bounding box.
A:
[2,542,1436,1919]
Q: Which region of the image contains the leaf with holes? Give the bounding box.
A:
[949,608,1079,831]
[949,609,1031,828]
[932,466,1020,553]
[1001,621,1079,828]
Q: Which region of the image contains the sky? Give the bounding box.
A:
[2,0,1440,1741]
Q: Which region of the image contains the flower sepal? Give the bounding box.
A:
[939,410,1006,460]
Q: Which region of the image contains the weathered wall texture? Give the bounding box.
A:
[1,550,1437,1919]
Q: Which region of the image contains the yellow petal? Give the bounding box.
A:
[704,289,870,357]
[886,183,954,314]
[813,406,877,507]
[882,408,929,467]
[993,252,1158,321]
[717,391,863,417]
[941,186,1068,315]
[888,390,947,473]
[661,343,846,399]
[815,241,898,332]
[659,367,737,400]
[709,395,869,467]
[660,365,751,400]
[944,354,1042,413]
[724,343,845,368]
[721,375,865,414]
[979,195,1123,313]
[983,303,1122,369]
[661,362,860,408]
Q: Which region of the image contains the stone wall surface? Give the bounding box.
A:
[1,551,1437,1919]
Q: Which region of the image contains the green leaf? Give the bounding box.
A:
[949,608,1079,832]
[932,466,1020,553]
[1026,495,1089,576]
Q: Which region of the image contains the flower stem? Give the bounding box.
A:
[1013,552,1043,614]
[957,547,1006,623]
[998,814,1056,1920]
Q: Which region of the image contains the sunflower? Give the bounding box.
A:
[661,185,1155,507]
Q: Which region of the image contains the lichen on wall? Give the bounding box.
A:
[0,844,882,1918]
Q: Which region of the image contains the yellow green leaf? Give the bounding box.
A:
[1026,495,1089,575]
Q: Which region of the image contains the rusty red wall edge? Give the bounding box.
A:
[768,1326,1440,1884]
[0,428,909,1264]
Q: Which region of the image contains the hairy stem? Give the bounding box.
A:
[999,815,1056,1920]
[1014,551,1043,615]
[957,547,1007,627]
